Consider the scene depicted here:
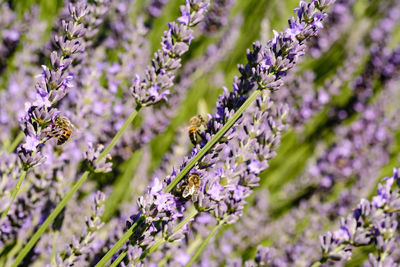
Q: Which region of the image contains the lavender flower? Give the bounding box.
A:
[229,167,400,266]
[150,3,400,264]
[0,0,113,261]
[119,0,335,264]
[276,46,364,131]
[208,76,400,266]
[3,0,399,266]
[0,2,22,75]
[316,168,400,265]
[175,0,334,223]
[326,3,400,122]
[129,14,242,154]
[56,191,106,266]
[17,1,90,169]
[0,7,46,148]
[131,0,209,107]
[200,0,236,34]
[277,83,397,205]
[308,0,356,58]
[85,143,113,173]
[189,93,287,223]
[147,0,171,18]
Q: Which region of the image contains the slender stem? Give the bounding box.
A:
[4,240,22,266]
[7,131,24,153]
[50,231,59,265]
[138,209,199,263]
[310,260,322,267]
[95,216,145,267]
[109,249,127,267]
[173,209,199,233]
[2,170,27,218]
[186,235,203,255]
[98,105,141,162]
[97,90,262,266]
[12,171,90,267]
[12,106,141,267]
[138,239,165,263]
[185,221,223,267]
[165,89,261,193]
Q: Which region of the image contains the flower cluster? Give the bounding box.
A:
[120,0,335,264]
[0,2,23,75]
[3,0,400,266]
[85,143,113,173]
[200,0,236,34]
[192,93,287,223]
[130,13,242,152]
[177,0,334,221]
[17,2,90,169]
[0,6,46,146]
[56,191,106,266]
[131,0,210,106]
[318,168,400,265]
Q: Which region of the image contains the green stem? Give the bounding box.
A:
[7,131,24,153]
[50,231,59,265]
[165,89,261,193]
[138,239,165,263]
[98,105,141,161]
[4,240,22,266]
[95,216,145,267]
[185,221,223,267]
[12,107,141,267]
[109,249,127,267]
[310,260,322,267]
[138,209,199,263]
[97,89,262,266]
[2,170,27,218]
[173,209,199,233]
[12,171,89,267]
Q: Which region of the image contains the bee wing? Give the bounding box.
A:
[70,121,78,130]
[182,185,195,198]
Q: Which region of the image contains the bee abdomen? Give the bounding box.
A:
[189,127,199,145]
[57,131,71,145]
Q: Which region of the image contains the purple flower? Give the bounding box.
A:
[147,0,170,18]
[231,185,247,202]
[248,160,263,174]
[372,177,394,208]
[17,1,92,167]
[148,85,170,102]
[22,134,40,152]
[333,225,351,243]
[200,0,235,34]
[130,1,207,107]
[207,182,224,201]
[177,2,191,26]
[314,168,400,265]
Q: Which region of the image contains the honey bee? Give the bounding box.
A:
[182,173,201,198]
[46,116,74,145]
[188,115,207,145]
